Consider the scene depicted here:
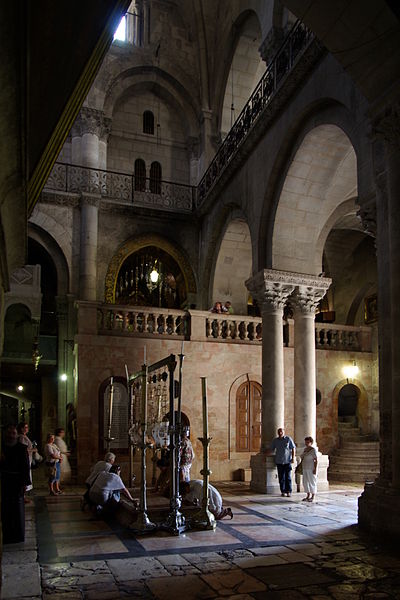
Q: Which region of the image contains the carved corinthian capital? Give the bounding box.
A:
[72,107,112,140]
[292,284,329,315]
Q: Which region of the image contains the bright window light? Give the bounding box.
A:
[114,16,127,41]
[17,385,24,392]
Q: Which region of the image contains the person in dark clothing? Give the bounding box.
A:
[0,424,31,543]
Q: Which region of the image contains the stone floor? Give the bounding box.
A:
[2,482,400,599]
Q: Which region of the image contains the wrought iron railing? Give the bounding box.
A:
[196,20,314,207]
[44,163,195,213]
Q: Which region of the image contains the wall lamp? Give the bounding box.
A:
[343,360,359,383]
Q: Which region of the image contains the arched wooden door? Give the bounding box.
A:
[236,380,262,452]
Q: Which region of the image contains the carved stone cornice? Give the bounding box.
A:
[246,269,331,313]
[72,107,112,140]
[372,103,400,150]
[357,196,377,238]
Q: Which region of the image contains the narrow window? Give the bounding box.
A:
[134,159,146,191]
[143,111,154,134]
[150,162,162,194]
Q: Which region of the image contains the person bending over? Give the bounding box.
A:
[181,479,233,520]
[88,464,136,516]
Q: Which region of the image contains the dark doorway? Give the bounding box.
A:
[338,383,359,418]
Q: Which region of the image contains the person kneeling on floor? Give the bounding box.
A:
[88,464,137,516]
[181,479,233,520]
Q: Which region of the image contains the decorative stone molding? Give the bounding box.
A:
[72,107,112,140]
[246,269,331,313]
[357,196,377,238]
[80,193,101,209]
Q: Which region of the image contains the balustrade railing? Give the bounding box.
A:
[196,20,314,207]
[93,304,372,352]
[44,163,195,213]
[97,305,187,337]
[315,323,371,352]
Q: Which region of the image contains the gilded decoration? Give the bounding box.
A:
[105,234,196,304]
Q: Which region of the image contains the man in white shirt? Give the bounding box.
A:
[88,464,136,515]
[181,480,233,519]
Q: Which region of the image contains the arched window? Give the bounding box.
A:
[143,111,154,134]
[150,162,162,194]
[236,381,262,452]
[134,159,146,191]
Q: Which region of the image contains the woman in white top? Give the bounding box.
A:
[301,436,318,502]
[44,433,62,495]
[54,428,71,484]
[88,464,136,514]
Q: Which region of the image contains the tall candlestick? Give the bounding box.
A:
[144,346,147,365]
[201,377,208,438]
[180,340,184,355]
[108,377,114,437]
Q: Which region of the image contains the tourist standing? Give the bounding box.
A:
[269,427,296,497]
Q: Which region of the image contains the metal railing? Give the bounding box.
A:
[196,20,314,207]
[44,163,195,213]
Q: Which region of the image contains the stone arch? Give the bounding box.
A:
[272,123,357,275]
[228,372,262,460]
[218,10,264,137]
[257,100,372,274]
[201,204,251,310]
[104,234,197,304]
[28,222,70,295]
[102,68,199,138]
[332,378,370,436]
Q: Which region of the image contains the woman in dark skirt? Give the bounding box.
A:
[0,424,31,543]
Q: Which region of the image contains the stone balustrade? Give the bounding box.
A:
[315,323,371,352]
[78,302,372,351]
[97,305,187,338]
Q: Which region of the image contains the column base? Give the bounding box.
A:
[250,453,281,494]
[358,480,400,539]
[294,453,329,492]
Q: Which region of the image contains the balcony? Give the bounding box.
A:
[44,163,196,213]
[78,302,372,352]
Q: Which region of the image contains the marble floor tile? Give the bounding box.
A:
[55,534,127,557]
[1,550,37,564]
[231,525,310,543]
[1,563,41,598]
[138,528,240,552]
[231,554,287,568]
[245,562,336,589]
[182,551,233,573]
[51,520,112,534]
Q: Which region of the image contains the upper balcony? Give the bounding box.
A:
[77,302,372,353]
[44,163,195,214]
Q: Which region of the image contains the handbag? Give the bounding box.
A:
[31,450,43,469]
[295,460,303,475]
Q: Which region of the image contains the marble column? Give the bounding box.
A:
[246,269,295,492]
[292,280,331,492]
[359,103,400,537]
[293,283,330,444]
[72,107,111,301]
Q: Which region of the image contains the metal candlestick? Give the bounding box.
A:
[191,377,216,530]
[104,377,115,451]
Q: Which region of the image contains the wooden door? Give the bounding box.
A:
[236,381,262,452]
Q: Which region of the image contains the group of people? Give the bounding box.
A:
[154,428,233,520]
[210,301,233,314]
[269,427,318,502]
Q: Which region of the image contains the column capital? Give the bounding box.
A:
[72,106,112,140]
[79,192,101,209]
[246,269,331,312]
[292,284,329,315]
[246,269,295,312]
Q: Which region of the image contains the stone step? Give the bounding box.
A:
[329,459,380,468]
[341,441,379,449]
[338,422,359,430]
[328,472,378,483]
[339,416,357,424]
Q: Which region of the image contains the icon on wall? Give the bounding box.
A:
[364,293,378,324]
